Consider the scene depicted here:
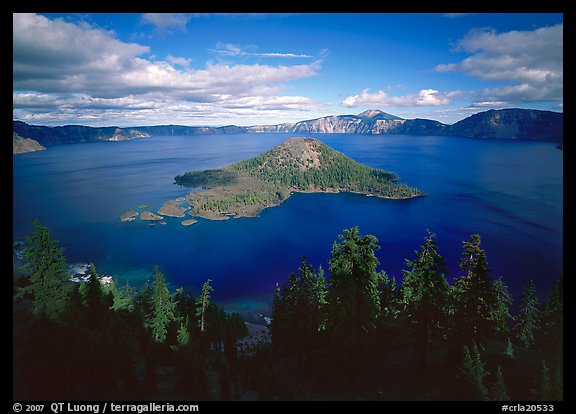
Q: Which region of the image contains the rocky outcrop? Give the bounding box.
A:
[13,132,45,154]
[141,211,163,221]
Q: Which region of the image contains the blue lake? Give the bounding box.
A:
[13,133,563,317]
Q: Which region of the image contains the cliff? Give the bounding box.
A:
[13,132,45,154]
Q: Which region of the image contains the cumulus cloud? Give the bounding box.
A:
[141,13,193,33]
[435,23,563,103]
[341,88,460,107]
[13,13,324,125]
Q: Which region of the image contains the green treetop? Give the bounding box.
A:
[16,220,71,321]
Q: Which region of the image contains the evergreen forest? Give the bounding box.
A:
[13,221,562,401]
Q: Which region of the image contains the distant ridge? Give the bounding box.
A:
[13,108,563,147]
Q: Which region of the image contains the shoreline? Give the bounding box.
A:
[187,187,425,221]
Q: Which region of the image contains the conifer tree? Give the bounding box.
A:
[539,276,563,352]
[16,220,71,321]
[110,279,135,312]
[402,230,449,366]
[504,338,514,359]
[269,256,326,359]
[325,227,382,375]
[461,343,489,400]
[145,268,175,343]
[85,263,103,308]
[452,234,497,346]
[515,280,540,348]
[197,279,214,333]
[176,317,191,348]
[491,277,513,339]
[379,271,400,319]
[492,366,510,401]
[539,361,551,400]
[326,227,382,339]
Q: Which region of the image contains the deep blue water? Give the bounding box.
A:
[13,133,563,315]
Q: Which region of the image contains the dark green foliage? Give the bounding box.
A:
[325,227,383,376]
[539,361,551,400]
[538,276,563,353]
[491,278,513,339]
[326,227,382,338]
[452,234,497,346]
[504,338,514,359]
[176,317,191,348]
[85,263,103,307]
[269,256,326,361]
[515,280,540,349]
[229,138,421,198]
[492,366,510,401]
[179,139,422,216]
[175,169,237,188]
[378,271,401,319]
[16,220,71,321]
[402,230,449,366]
[110,279,135,312]
[461,343,489,400]
[13,222,563,401]
[145,268,175,343]
[197,279,214,332]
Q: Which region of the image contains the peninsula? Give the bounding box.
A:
[172,137,423,221]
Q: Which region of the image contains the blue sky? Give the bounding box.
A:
[13,13,563,126]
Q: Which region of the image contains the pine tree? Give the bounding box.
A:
[110,279,135,312]
[326,227,382,338]
[539,361,551,400]
[16,220,71,321]
[504,338,514,359]
[491,278,513,339]
[325,227,382,375]
[269,256,326,360]
[539,276,563,353]
[176,317,191,348]
[379,271,400,319]
[85,263,103,308]
[145,268,175,343]
[196,279,214,333]
[452,234,497,346]
[402,230,449,367]
[515,280,540,349]
[461,343,489,400]
[492,366,510,401]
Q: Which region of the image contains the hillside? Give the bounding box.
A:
[13,132,45,154]
[13,108,563,147]
[172,138,423,221]
[448,108,563,141]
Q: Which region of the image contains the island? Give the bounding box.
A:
[140,211,164,221]
[120,210,138,222]
[170,137,423,221]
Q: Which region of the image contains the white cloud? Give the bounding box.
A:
[341,88,460,107]
[13,13,325,125]
[141,13,192,33]
[435,23,563,103]
[166,54,192,68]
[211,42,313,59]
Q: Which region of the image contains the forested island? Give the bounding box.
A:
[171,138,422,221]
[13,221,562,401]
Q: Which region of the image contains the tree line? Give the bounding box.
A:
[266,228,562,400]
[13,221,562,400]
